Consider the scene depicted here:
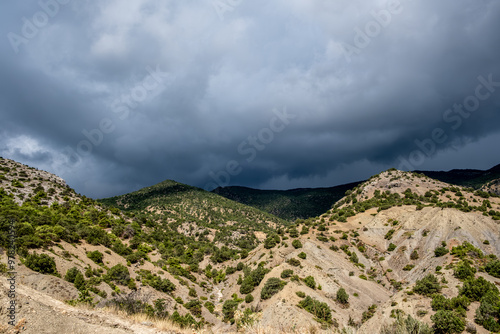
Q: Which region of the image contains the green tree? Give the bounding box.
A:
[413,274,441,296]
[222,299,239,323]
[292,239,302,249]
[336,287,349,304]
[304,276,316,289]
[431,310,465,334]
[261,277,286,300]
[65,267,82,283]
[453,260,476,280]
[24,253,58,275]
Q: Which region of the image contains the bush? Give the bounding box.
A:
[106,264,130,285]
[245,294,254,303]
[431,310,465,334]
[434,247,449,257]
[388,243,397,252]
[410,250,419,260]
[381,314,433,334]
[222,299,239,323]
[296,291,306,298]
[239,266,270,294]
[184,300,202,317]
[286,258,301,267]
[87,250,104,264]
[459,277,498,301]
[303,276,316,289]
[298,296,332,324]
[413,274,441,296]
[24,253,58,275]
[261,277,286,300]
[453,261,476,280]
[297,252,307,259]
[485,259,500,278]
[336,287,349,304]
[291,239,302,249]
[475,290,500,332]
[281,269,293,279]
[204,301,215,313]
[385,229,395,240]
[65,267,82,283]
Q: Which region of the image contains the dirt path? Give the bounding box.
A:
[0,278,177,334]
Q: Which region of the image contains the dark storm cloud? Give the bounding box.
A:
[1,0,500,198]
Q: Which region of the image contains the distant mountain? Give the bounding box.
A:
[416,163,500,189]
[99,179,287,247]
[212,181,362,220]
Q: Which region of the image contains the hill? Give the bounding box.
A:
[211,181,362,220]
[416,163,500,189]
[2,158,500,333]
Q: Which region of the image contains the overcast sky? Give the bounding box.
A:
[1,0,500,198]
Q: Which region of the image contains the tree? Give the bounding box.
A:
[431,310,465,334]
[65,267,82,283]
[336,287,349,304]
[261,277,286,300]
[245,294,254,303]
[24,253,58,275]
[453,260,476,280]
[413,274,441,296]
[434,247,449,257]
[87,250,104,264]
[292,239,302,249]
[222,299,239,323]
[304,276,316,289]
[474,290,500,332]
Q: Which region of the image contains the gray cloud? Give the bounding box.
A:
[1,0,500,198]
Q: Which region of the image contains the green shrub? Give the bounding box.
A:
[413,274,441,296]
[87,250,104,264]
[336,287,349,304]
[388,243,397,252]
[381,314,433,334]
[222,299,239,323]
[65,267,82,283]
[296,291,306,298]
[24,253,58,275]
[485,260,500,278]
[453,261,476,280]
[286,258,301,267]
[431,310,465,334]
[459,276,498,301]
[434,246,449,257]
[298,296,332,324]
[297,252,307,259]
[292,239,302,249]
[303,276,316,289]
[245,294,254,303]
[106,264,130,285]
[261,278,286,300]
[281,269,293,279]
[410,250,419,260]
[184,299,202,317]
[385,229,395,240]
[475,290,500,332]
[239,266,270,294]
[204,301,215,313]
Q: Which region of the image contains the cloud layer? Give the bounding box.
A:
[1,0,500,198]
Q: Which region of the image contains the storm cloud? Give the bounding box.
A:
[1,0,500,198]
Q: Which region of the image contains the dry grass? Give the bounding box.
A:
[73,303,337,334]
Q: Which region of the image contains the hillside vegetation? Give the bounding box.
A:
[212,182,361,220]
[2,158,500,334]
